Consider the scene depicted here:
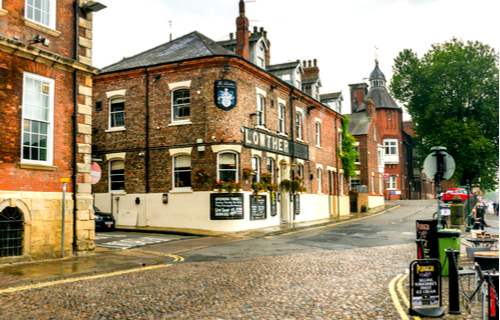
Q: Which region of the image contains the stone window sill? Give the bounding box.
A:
[18,163,57,171]
[105,127,126,133]
[170,189,193,194]
[23,19,61,37]
[0,8,8,16]
[110,190,127,195]
[168,121,192,127]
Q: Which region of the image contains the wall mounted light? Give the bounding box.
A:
[271,85,278,90]
[135,197,141,205]
[307,106,317,114]
[224,63,231,71]
[249,113,257,118]
[292,97,299,101]
[83,1,107,13]
[23,34,50,47]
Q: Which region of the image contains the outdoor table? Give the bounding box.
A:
[466,238,498,247]
[474,251,499,257]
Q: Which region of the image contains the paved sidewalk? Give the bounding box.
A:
[0,204,393,290]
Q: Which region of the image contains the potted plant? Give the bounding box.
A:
[214,181,241,195]
[261,172,272,184]
[193,167,211,183]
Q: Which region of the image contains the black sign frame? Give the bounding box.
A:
[214,80,237,111]
[250,194,267,220]
[416,220,439,259]
[270,193,277,217]
[294,194,300,215]
[409,259,444,318]
[210,194,244,220]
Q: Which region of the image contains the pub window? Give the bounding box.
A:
[296,112,303,140]
[257,95,265,126]
[109,160,125,191]
[109,97,125,128]
[278,104,285,133]
[267,158,275,183]
[172,89,190,122]
[317,168,322,193]
[218,152,238,182]
[22,72,54,165]
[296,163,303,178]
[173,155,191,189]
[252,156,260,183]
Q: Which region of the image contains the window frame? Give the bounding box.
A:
[109,159,125,192]
[388,175,397,190]
[340,173,344,196]
[257,95,265,126]
[296,163,303,178]
[172,154,192,190]
[25,0,57,29]
[353,146,360,163]
[267,158,275,183]
[109,96,125,129]
[278,104,285,133]
[217,151,238,182]
[349,176,360,191]
[317,168,322,194]
[384,139,398,156]
[171,88,191,123]
[21,72,55,166]
[315,121,321,147]
[296,111,303,140]
[251,155,260,183]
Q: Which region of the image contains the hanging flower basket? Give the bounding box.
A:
[243,166,256,180]
[193,167,211,183]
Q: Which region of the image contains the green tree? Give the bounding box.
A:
[390,38,499,191]
[339,117,358,179]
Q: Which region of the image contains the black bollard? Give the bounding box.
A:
[445,249,461,315]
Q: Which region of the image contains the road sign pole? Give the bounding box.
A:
[60,178,69,258]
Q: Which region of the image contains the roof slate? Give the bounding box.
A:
[101,31,237,73]
[320,92,341,101]
[345,112,372,136]
[356,87,400,112]
[266,61,301,71]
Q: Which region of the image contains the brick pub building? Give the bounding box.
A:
[0,0,103,262]
[92,1,350,233]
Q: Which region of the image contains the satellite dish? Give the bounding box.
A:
[423,151,456,181]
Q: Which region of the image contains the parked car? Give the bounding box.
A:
[442,188,473,203]
[94,206,116,231]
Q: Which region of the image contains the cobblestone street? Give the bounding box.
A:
[1,244,414,319]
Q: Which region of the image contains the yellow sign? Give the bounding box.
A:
[60,178,70,183]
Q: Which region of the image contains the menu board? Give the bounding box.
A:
[270,194,277,217]
[416,220,439,259]
[210,194,244,220]
[294,194,300,215]
[410,259,442,314]
[250,195,267,220]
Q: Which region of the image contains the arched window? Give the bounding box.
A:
[109,160,125,191]
[173,155,191,189]
[0,206,24,257]
[110,97,125,128]
[297,163,303,178]
[218,152,238,182]
[172,89,190,122]
[252,156,260,183]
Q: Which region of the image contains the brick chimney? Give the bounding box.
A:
[365,97,377,120]
[348,83,368,113]
[235,0,249,60]
[302,59,320,80]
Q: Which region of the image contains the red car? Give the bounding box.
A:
[442,188,472,203]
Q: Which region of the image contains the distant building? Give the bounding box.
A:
[0,0,102,262]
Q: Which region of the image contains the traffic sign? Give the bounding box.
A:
[423,151,455,181]
[382,173,388,181]
[90,162,102,185]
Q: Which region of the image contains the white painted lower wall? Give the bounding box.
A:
[368,196,385,209]
[94,191,351,232]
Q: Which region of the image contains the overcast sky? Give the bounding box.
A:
[93,0,499,118]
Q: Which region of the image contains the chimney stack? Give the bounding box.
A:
[235,0,250,60]
[348,83,368,113]
[365,97,376,120]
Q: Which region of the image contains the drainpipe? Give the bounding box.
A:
[72,0,79,254]
[289,89,296,223]
[144,69,150,194]
[335,117,340,216]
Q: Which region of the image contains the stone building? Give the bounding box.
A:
[0,0,103,262]
[91,1,350,233]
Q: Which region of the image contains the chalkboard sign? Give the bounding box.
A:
[409,259,444,318]
[294,194,300,215]
[416,220,439,259]
[250,194,267,220]
[210,194,244,220]
[270,193,277,217]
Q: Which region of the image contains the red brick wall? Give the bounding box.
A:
[0,53,76,192]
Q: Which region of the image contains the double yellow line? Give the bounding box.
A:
[389,273,421,320]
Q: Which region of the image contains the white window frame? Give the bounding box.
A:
[371,176,374,194]
[317,168,322,194]
[21,72,54,166]
[297,163,303,178]
[267,158,275,183]
[340,173,344,196]
[109,96,125,129]
[217,151,238,182]
[296,111,303,140]
[353,146,360,164]
[25,0,57,29]
[379,177,383,194]
[384,139,399,163]
[173,154,192,190]
[109,159,125,192]
[171,88,191,123]
[278,104,285,133]
[349,176,360,191]
[388,175,397,190]
[339,132,343,151]
[315,121,321,147]
[252,155,260,183]
[257,95,265,126]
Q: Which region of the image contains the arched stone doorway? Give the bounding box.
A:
[0,206,24,257]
